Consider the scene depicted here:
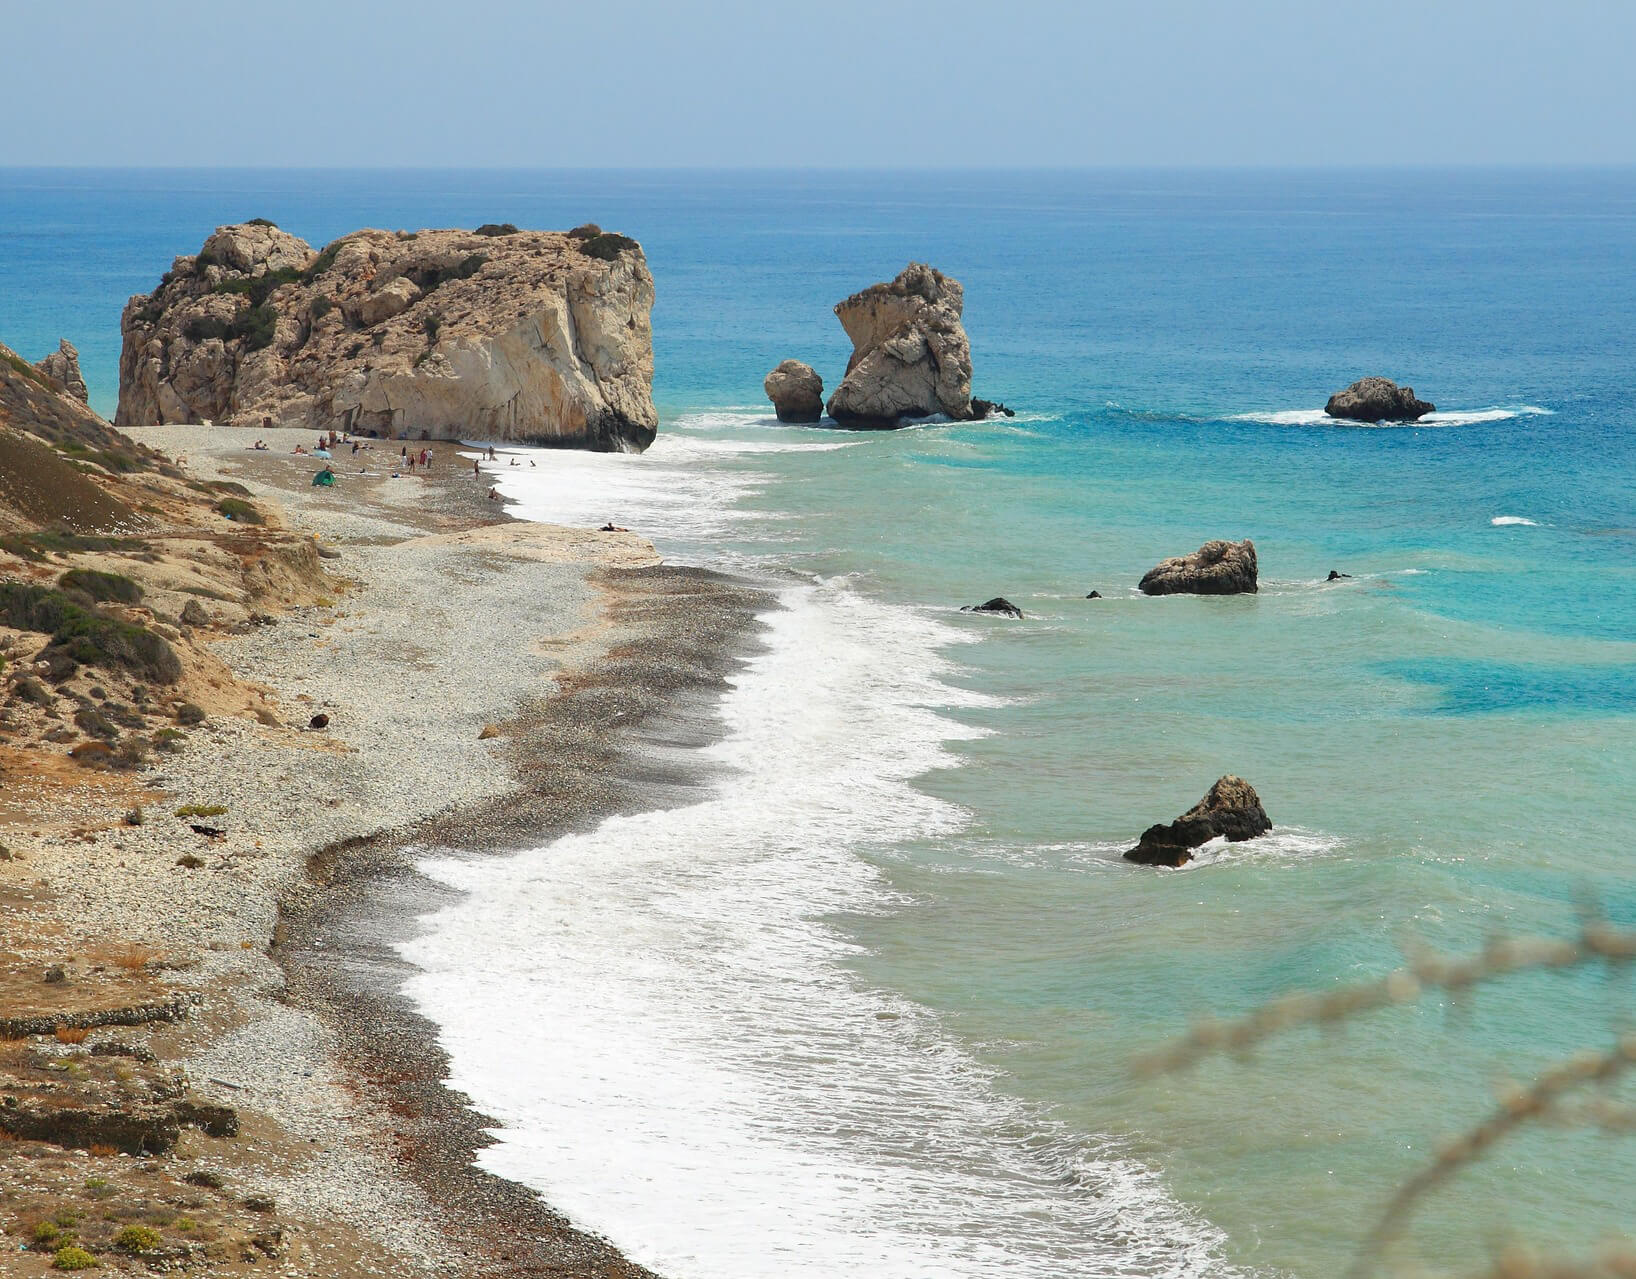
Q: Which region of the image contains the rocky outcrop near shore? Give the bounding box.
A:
[1325,377,1434,423]
[1139,539,1258,596]
[35,340,89,404]
[764,359,824,422]
[826,263,978,427]
[1125,775,1272,867]
[116,221,658,451]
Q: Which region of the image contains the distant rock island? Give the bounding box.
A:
[765,263,1011,429]
[1325,377,1434,423]
[116,221,658,451]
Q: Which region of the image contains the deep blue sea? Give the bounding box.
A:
[5,168,1636,1277]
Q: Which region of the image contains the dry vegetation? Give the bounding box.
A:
[1139,918,1636,1278]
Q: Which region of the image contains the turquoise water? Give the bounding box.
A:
[7,168,1636,1275]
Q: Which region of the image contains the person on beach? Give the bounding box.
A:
[473,459,481,477]
[488,486,501,501]
[352,441,360,455]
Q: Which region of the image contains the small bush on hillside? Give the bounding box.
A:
[580,231,638,261]
[212,265,300,308]
[567,223,602,239]
[216,497,263,524]
[114,1224,162,1253]
[0,583,180,683]
[51,1246,98,1270]
[73,707,118,741]
[475,222,518,237]
[309,295,333,320]
[174,703,206,726]
[58,569,143,604]
[175,803,226,818]
[301,241,342,283]
[184,316,231,343]
[245,217,277,228]
[229,302,278,351]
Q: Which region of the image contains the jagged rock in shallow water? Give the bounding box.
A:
[961,596,1023,618]
[35,340,89,404]
[826,263,977,427]
[1324,377,1434,423]
[1139,539,1258,596]
[1125,775,1272,867]
[763,359,824,423]
[117,222,657,451]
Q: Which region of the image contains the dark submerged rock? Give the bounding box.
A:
[1085,590,1102,599]
[1326,570,1352,582]
[1138,539,1258,596]
[1324,377,1434,423]
[970,398,1016,419]
[962,597,1023,619]
[1124,775,1272,868]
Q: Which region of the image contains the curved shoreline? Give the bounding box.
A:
[275,559,770,1278]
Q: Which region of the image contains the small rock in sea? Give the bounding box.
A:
[1139,539,1257,596]
[1125,775,1272,868]
[970,398,1016,419]
[1327,570,1352,581]
[1324,377,1434,423]
[764,360,824,423]
[43,965,66,984]
[176,853,206,869]
[961,597,1023,619]
[1086,590,1102,599]
[309,713,329,729]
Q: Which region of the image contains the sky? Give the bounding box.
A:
[4,0,1635,168]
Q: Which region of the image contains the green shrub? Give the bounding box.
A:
[152,727,183,752]
[194,249,218,269]
[73,708,118,741]
[184,316,231,343]
[175,803,226,818]
[114,737,149,769]
[175,703,206,726]
[567,223,602,239]
[580,231,638,261]
[1,530,141,562]
[58,570,143,604]
[114,1224,162,1252]
[12,674,51,705]
[475,222,518,237]
[1,348,53,390]
[0,583,180,683]
[212,265,300,308]
[216,497,263,525]
[301,241,342,283]
[209,479,253,496]
[415,254,488,292]
[229,302,278,351]
[34,1221,62,1245]
[87,449,145,474]
[309,295,333,320]
[245,217,277,228]
[51,1246,98,1270]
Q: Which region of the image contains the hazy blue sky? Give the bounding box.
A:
[6,0,1634,167]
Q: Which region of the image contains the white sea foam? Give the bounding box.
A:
[400,581,1242,1277]
[1233,405,1552,428]
[405,426,1251,1276]
[1491,515,1540,527]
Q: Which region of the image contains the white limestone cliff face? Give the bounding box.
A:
[116,223,657,451]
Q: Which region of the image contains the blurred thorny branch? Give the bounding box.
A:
[1134,921,1636,1279]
